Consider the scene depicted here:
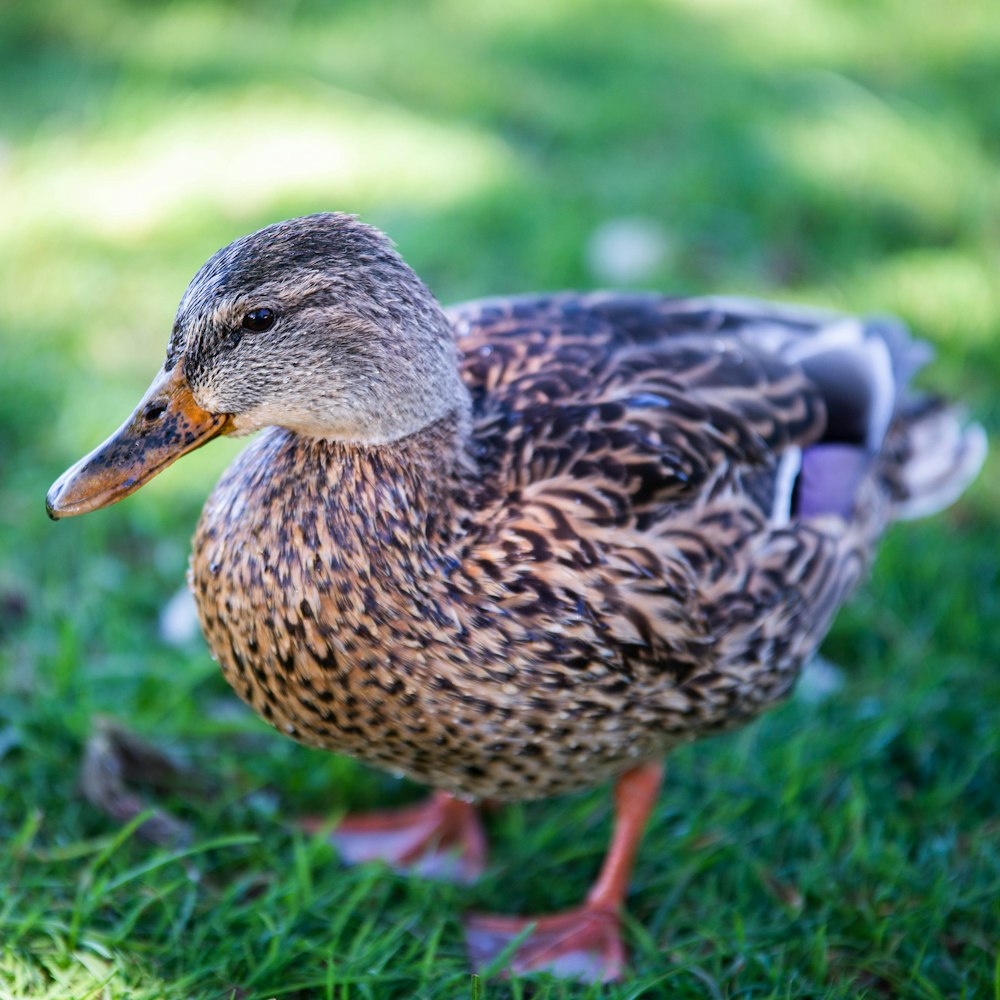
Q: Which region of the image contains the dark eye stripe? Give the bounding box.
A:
[242,307,275,332]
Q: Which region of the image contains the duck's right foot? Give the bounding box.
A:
[299,790,486,885]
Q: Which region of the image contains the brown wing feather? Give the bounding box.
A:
[453,293,828,520]
[450,293,865,729]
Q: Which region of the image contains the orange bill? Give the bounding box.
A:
[46,364,231,520]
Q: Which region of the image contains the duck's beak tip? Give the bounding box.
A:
[44,452,132,520]
[44,364,230,521]
[45,491,62,521]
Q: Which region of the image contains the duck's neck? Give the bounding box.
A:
[306,409,474,561]
[197,409,476,607]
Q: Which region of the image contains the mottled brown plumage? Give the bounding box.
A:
[178,231,982,802]
[48,213,986,980]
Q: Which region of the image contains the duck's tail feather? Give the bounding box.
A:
[764,309,985,525]
[884,400,987,521]
[861,317,986,521]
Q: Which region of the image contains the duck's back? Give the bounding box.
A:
[448,293,985,728]
[453,292,983,533]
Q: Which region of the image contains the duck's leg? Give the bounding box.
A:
[465,762,663,982]
[299,791,487,885]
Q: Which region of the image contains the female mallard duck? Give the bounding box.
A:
[47,213,985,981]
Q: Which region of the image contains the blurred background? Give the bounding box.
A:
[1,1,998,997]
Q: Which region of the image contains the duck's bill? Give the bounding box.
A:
[46,364,232,520]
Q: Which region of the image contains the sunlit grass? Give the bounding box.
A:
[671,0,1000,68]
[0,937,162,1000]
[854,250,1000,348]
[1,87,514,242]
[773,73,993,235]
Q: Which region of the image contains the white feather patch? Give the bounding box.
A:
[771,446,802,526]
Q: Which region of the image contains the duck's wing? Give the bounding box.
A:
[446,293,983,723]
[452,292,885,527]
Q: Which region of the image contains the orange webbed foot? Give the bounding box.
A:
[465,904,625,982]
[299,790,486,885]
[464,762,665,981]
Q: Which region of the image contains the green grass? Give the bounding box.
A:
[1,0,999,996]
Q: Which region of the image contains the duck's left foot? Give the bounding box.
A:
[464,905,625,982]
[464,763,666,982]
[299,791,486,885]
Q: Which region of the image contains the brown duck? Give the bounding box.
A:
[47,213,986,981]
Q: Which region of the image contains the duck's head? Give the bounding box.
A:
[46,213,469,519]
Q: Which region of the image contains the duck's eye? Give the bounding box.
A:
[242,307,275,332]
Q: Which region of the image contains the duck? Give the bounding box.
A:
[46,212,986,982]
